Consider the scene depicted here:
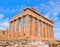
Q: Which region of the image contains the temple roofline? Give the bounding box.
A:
[24,7,54,23]
[10,7,54,23]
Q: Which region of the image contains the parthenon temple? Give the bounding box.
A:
[0,7,55,47]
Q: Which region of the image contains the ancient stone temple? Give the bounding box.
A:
[0,7,55,47]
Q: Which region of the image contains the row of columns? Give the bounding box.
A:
[41,21,54,40]
[4,15,54,41]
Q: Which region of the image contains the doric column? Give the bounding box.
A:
[45,23,48,39]
[47,24,50,40]
[51,26,54,43]
[52,26,54,39]
[42,22,45,39]
[25,16,30,38]
[49,25,54,43]
[10,21,14,40]
[51,26,54,39]
[49,25,52,40]
[50,26,52,39]
[30,17,35,41]
[32,17,35,36]
[38,20,41,40]
[50,26,52,40]
[35,18,38,37]
[30,17,32,36]
[40,20,43,40]
[15,19,19,39]
[44,23,47,39]
[20,17,24,38]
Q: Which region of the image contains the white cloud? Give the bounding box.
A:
[0,21,9,30]
[0,14,9,30]
[0,18,9,26]
[54,32,60,40]
[0,14,4,20]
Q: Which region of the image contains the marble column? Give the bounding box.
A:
[50,26,52,39]
[49,25,54,43]
[20,17,24,39]
[49,25,52,40]
[15,19,19,39]
[47,24,49,39]
[38,20,41,40]
[32,17,35,37]
[10,21,14,40]
[45,23,48,39]
[47,24,50,40]
[25,16,30,38]
[30,17,32,37]
[35,18,38,37]
[40,20,43,39]
[51,26,54,43]
[51,26,54,39]
[52,27,54,39]
[44,23,47,39]
[35,18,39,41]
[42,22,45,39]
[30,17,35,41]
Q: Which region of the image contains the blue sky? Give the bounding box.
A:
[0,0,60,40]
